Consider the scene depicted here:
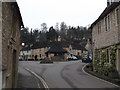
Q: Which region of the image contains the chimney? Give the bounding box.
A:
[107,0,120,6]
[107,0,114,6]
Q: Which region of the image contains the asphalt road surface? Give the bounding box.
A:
[18,60,120,89]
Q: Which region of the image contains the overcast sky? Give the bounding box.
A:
[16,0,107,30]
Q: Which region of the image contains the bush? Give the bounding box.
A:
[93,45,117,76]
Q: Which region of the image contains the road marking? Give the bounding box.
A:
[82,64,120,87]
[25,68,49,90]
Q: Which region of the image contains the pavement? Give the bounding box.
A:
[17,63,41,88]
[17,60,120,89]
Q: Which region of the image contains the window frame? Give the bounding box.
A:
[98,22,102,34]
[105,15,110,32]
[116,8,120,25]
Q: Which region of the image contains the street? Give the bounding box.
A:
[17,60,120,88]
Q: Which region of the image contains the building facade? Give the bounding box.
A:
[20,41,87,61]
[91,2,120,76]
[2,2,23,88]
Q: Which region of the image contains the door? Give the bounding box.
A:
[12,50,17,88]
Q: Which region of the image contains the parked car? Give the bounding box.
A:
[67,55,78,60]
[82,54,92,63]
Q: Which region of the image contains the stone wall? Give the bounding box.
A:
[2,2,23,88]
[117,5,120,42]
[92,5,120,49]
[92,4,120,76]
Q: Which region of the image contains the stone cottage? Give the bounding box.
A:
[2,2,23,88]
[90,1,120,76]
[20,40,87,61]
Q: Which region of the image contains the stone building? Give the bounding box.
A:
[20,41,87,61]
[2,2,23,88]
[46,42,68,60]
[19,42,50,60]
[19,45,32,60]
[91,2,120,76]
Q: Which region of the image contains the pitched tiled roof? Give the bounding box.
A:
[46,42,68,54]
[31,41,51,49]
[71,43,87,51]
[90,2,120,28]
[11,2,24,27]
[58,41,70,48]
[21,41,87,51]
[21,44,31,51]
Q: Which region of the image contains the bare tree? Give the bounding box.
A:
[41,23,47,33]
[55,22,59,31]
[60,22,68,40]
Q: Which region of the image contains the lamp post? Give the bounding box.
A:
[21,43,25,46]
[21,43,25,60]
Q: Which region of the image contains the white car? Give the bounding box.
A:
[67,55,78,60]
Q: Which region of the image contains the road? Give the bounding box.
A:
[17,62,43,88]
[18,60,120,88]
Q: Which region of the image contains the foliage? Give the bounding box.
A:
[93,46,117,76]
[20,22,92,47]
[109,46,116,67]
[46,26,58,42]
[41,23,47,33]
[20,27,31,45]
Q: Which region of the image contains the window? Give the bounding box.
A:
[98,22,101,34]
[116,8,120,24]
[40,54,41,58]
[105,16,110,31]
[81,50,83,53]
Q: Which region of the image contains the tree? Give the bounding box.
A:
[55,22,59,31]
[29,28,35,43]
[32,29,39,42]
[20,22,92,47]
[60,22,67,40]
[46,26,58,42]
[38,31,47,42]
[20,27,31,45]
[41,23,47,33]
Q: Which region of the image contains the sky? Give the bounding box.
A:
[16,0,107,30]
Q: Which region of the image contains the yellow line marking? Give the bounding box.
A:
[25,68,49,90]
[82,64,120,87]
